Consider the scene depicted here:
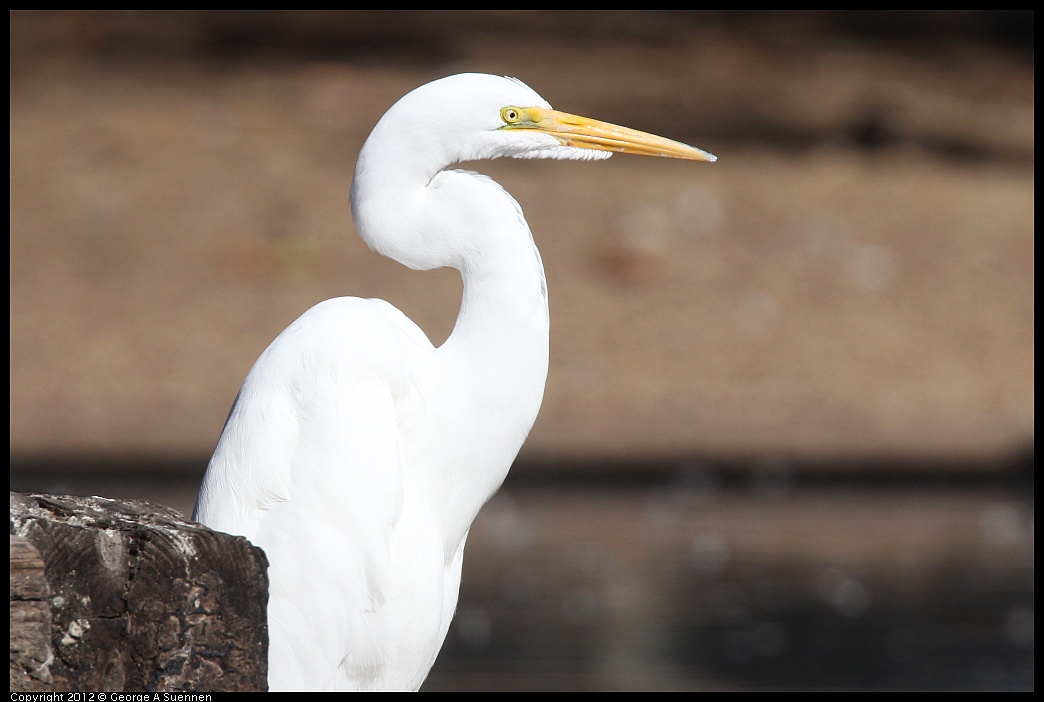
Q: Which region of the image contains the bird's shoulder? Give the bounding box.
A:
[236,296,435,416]
[268,296,434,363]
[195,296,433,537]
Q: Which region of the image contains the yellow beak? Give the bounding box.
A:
[505,106,716,162]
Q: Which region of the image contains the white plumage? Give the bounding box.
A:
[193,73,714,691]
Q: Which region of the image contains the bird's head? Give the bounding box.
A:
[359,73,716,174]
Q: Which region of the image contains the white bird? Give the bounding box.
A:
[193,73,714,691]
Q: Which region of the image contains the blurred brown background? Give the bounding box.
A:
[9,11,1033,690]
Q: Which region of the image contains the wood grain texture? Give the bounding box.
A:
[9,492,269,692]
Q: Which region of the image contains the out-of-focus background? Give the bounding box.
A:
[10,10,1033,690]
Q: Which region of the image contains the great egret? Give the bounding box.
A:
[193,73,714,691]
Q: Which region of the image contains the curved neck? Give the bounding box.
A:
[352,163,550,547]
[434,214,549,546]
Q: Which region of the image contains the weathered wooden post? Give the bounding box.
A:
[10,492,268,692]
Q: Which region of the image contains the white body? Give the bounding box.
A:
[193,73,712,691]
[196,75,552,691]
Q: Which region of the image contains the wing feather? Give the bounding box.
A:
[194,296,433,690]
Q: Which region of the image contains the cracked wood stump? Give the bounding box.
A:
[9,492,268,692]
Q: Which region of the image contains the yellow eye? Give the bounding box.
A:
[501,107,522,124]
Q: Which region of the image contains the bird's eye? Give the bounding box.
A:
[501,107,522,124]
